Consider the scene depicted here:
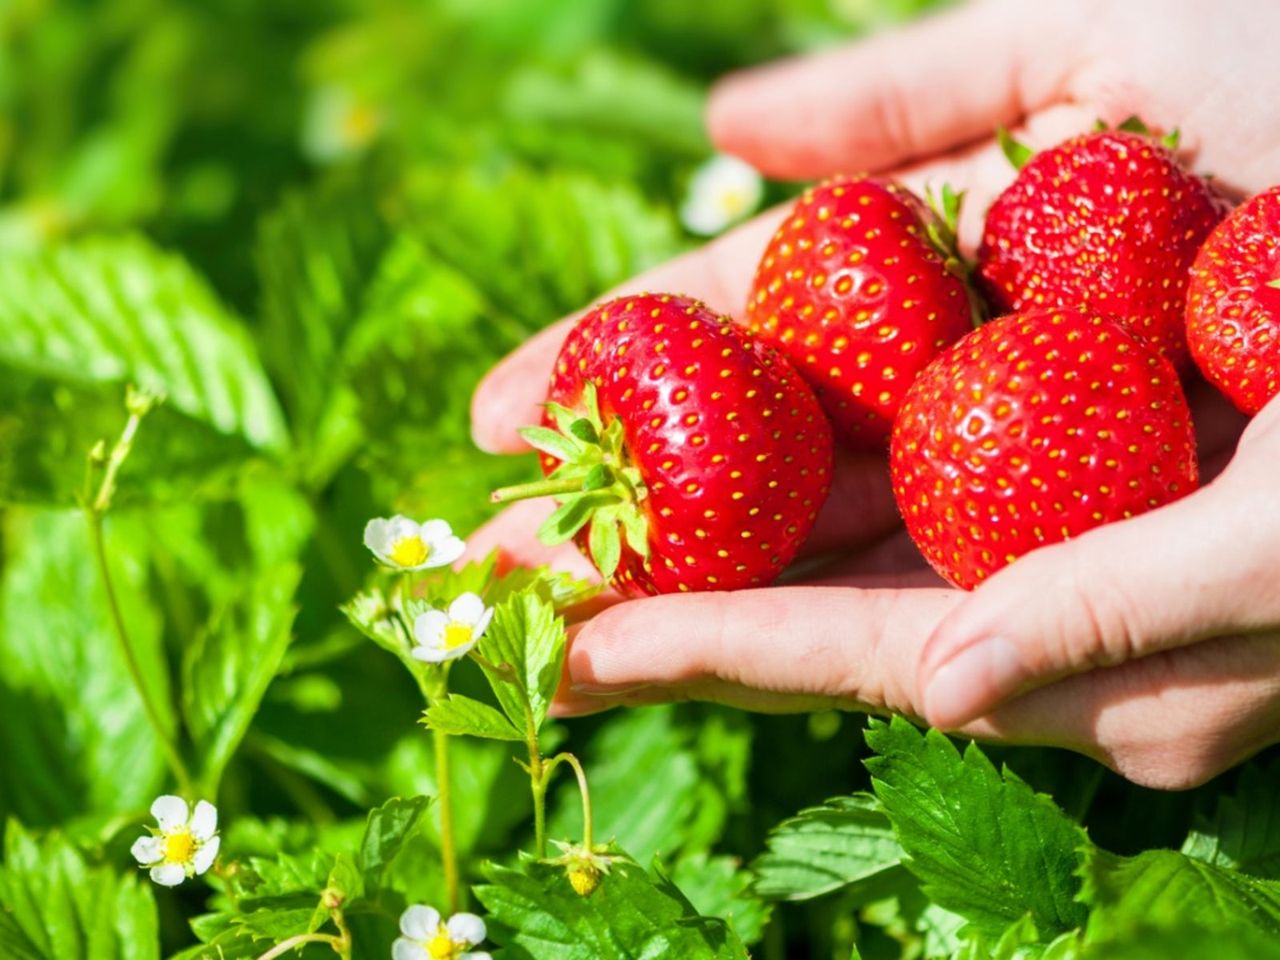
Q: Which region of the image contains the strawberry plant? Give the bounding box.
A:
[1,3,1278,960]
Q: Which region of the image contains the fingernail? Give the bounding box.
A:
[923,637,1025,729]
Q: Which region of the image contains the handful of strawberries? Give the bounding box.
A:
[495,124,1280,596]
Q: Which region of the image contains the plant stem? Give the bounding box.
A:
[331,905,353,960]
[526,708,547,858]
[434,722,461,913]
[254,933,341,960]
[491,475,585,504]
[85,396,195,800]
[547,753,593,850]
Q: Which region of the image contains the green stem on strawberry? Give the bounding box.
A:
[488,383,650,580]
[491,475,590,503]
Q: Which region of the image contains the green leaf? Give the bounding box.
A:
[255,174,390,467]
[864,718,1090,938]
[182,563,302,793]
[671,852,771,945]
[358,795,430,894]
[1182,759,1280,877]
[1114,115,1150,135]
[588,515,621,578]
[549,706,750,865]
[539,492,615,544]
[475,851,748,960]
[0,235,287,453]
[476,590,566,731]
[1080,846,1280,941]
[0,820,159,960]
[0,509,168,823]
[996,128,1033,171]
[752,793,908,902]
[1082,924,1280,960]
[0,375,256,507]
[520,425,583,462]
[425,693,525,741]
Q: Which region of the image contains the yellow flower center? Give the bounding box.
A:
[426,929,460,960]
[719,188,747,216]
[342,103,380,145]
[389,536,430,568]
[443,622,474,650]
[161,829,196,865]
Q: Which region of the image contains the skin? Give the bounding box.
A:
[467,0,1280,789]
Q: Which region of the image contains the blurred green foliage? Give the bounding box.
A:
[18,1,1275,959]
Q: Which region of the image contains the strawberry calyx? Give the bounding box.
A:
[490,383,649,579]
[924,182,987,328]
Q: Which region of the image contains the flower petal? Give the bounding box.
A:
[473,607,495,640]
[412,638,471,663]
[400,904,440,940]
[460,953,492,960]
[189,800,218,841]
[150,863,186,887]
[447,913,486,946]
[388,515,422,543]
[447,593,486,626]
[193,835,221,874]
[393,938,425,960]
[151,795,189,832]
[419,519,453,545]
[363,518,391,555]
[425,536,466,568]
[131,835,162,865]
[413,610,449,645]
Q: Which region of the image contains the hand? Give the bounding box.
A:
[469,0,1280,788]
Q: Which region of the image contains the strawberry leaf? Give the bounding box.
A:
[1115,115,1151,135]
[864,717,1090,938]
[997,127,1034,171]
[520,425,583,462]
[424,694,525,742]
[1182,758,1280,878]
[538,492,617,544]
[569,418,600,444]
[751,793,909,902]
[588,514,623,579]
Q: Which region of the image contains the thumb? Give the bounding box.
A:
[917,478,1279,729]
[706,0,1081,180]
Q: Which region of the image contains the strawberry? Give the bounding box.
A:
[492,294,834,596]
[1186,185,1280,414]
[890,309,1198,590]
[745,176,974,451]
[976,129,1223,368]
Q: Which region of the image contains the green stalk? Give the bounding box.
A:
[491,475,586,504]
[406,565,461,914]
[547,753,592,849]
[434,723,461,913]
[526,707,548,858]
[254,933,342,960]
[84,393,194,798]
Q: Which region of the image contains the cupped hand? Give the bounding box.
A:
[468,0,1280,788]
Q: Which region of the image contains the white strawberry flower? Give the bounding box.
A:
[301,84,385,163]
[392,905,491,960]
[412,593,493,663]
[364,516,466,572]
[130,796,220,887]
[679,153,764,236]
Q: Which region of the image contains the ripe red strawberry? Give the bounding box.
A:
[1186,185,1280,414]
[890,309,1198,590]
[745,176,974,451]
[977,130,1223,368]
[493,294,834,596]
